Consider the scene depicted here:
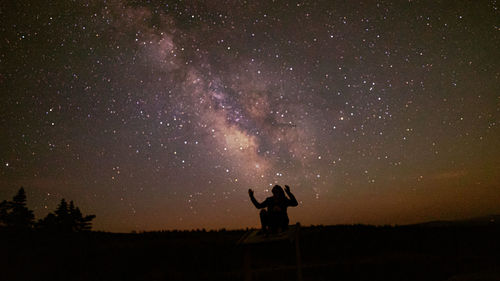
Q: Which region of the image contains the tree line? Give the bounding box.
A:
[0,187,95,232]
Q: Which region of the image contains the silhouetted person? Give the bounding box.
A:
[248,185,298,233]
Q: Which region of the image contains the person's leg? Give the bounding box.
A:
[282,217,289,230]
[268,211,280,233]
[274,214,288,232]
[259,209,269,231]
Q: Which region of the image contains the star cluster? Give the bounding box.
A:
[1,0,499,231]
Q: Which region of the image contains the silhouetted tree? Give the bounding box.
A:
[0,200,8,227]
[0,187,34,230]
[69,201,96,231]
[37,199,95,232]
[37,213,58,230]
[55,198,72,232]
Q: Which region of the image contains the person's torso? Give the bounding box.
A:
[266,197,288,214]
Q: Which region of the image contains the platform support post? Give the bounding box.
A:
[295,223,303,281]
[243,245,252,281]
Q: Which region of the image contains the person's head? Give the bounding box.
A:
[272,185,285,199]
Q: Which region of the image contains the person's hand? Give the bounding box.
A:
[285,185,291,193]
[248,189,254,197]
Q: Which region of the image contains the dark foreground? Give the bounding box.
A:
[2,224,500,281]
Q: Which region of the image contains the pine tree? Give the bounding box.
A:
[55,199,72,232]
[0,200,9,227]
[0,187,34,229]
[68,200,96,231]
[38,198,95,232]
[37,213,57,230]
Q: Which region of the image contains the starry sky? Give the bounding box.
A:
[1,0,499,232]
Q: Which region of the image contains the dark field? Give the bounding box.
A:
[2,224,500,281]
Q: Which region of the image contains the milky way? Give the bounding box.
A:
[1,1,499,231]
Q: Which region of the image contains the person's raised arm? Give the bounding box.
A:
[248,189,266,209]
[284,185,298,207]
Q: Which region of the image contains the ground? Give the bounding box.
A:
[2,224,500,281]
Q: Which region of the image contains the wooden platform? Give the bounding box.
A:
[239,223,303,281]
[238,224,300,245]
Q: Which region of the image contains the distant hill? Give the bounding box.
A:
[409,214,500,227]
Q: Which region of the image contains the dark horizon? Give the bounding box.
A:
[2,185,499,233]
[105,213,500,233]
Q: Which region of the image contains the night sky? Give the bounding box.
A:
[1,1,499,232]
